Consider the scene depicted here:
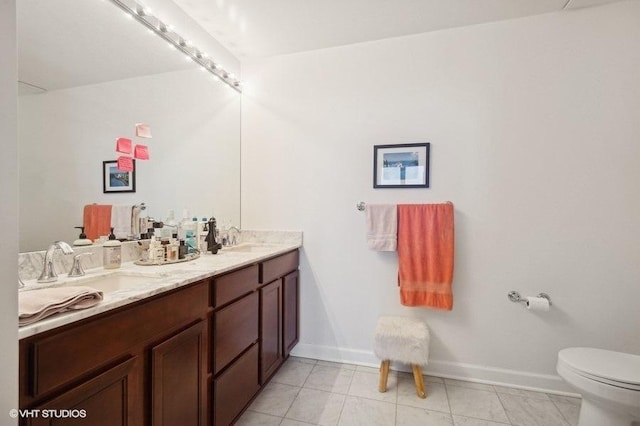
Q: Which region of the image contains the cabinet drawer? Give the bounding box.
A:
[213,292,259,374]
[213,264,259,308]
[24,281,208,399]
[214,343,260,426]
[260,250,299,284]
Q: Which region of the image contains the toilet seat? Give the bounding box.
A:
[558,348,640,391]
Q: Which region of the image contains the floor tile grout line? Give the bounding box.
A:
[547,395,575,426]
[454,414,513,425]
[392,362,399,425]
[280,361,316,424]
[494,392,515,425]
[497,389,576,426]
[339,361,357,424]
[443,379,455,422]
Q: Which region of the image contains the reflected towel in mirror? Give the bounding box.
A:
[111,204,133,239]
[83,204,112,241]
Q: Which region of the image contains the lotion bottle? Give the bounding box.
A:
[103,229,122,269]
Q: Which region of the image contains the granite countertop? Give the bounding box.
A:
[19,236,301,340]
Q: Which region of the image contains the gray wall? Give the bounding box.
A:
[241,1,640,390]
[0,0,19,421]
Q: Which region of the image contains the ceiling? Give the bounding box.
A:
[17,0,627,93]
[171,0,626,59]
[18,0,195,94]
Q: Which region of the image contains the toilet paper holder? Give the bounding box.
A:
[507,291,552,306]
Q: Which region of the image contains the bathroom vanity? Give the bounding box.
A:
[18,242,300,425]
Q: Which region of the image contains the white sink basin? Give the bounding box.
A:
[223,243,281,253]
[59,272,166,293]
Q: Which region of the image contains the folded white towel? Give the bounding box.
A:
[19,286,104,326]
[365,204,397,251]
[131,205,141,235]
[111,204,133,239]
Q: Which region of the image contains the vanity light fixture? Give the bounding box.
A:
[108,0,242,92]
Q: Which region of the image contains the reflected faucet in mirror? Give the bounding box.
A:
[37,241,74,283]
[228,226,241,246]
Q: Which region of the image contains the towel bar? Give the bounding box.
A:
[357,201,454,211]
[508,291,552,306]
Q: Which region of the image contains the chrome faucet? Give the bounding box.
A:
[228,226,241,246]
[37,241,74,283]
[68,253,92,277]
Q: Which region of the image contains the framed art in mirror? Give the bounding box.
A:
[103,160,136,193]
[373,143,430,188]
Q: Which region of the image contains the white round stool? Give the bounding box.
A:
[374,316,430,398]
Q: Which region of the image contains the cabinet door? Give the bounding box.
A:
[28,357,139,426]
[151,320,207,426]
[283,270,299,357]
[260,280,283,383]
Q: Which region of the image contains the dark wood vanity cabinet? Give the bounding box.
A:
[19,280,209,426]
[19,248,300,426]
[212,249,300,424]
[259,251,300,382]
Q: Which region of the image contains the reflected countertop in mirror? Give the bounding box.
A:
[17,0,241,252]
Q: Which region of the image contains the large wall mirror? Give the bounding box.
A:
[18,0,241,252]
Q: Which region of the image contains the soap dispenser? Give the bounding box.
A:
[73,226,93,246]
[205,217,222,254]
[103,227,122,269]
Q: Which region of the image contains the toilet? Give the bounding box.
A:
[557,347,640,426]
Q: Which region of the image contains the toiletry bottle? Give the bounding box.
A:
[163,210,177,238]
[220,221,228,247]
[199,218,209,252]
[185,217,199,252]
[178,209,191,240]
[161,239,170,260]
[147,237,157,261]
[73,226,93,246]
[178,239,187,259]
[103,228,122,269]
[166,239,178,261]
[152,239,165,263]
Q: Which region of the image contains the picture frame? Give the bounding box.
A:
[103,160,136,193]
[373,143,430,188]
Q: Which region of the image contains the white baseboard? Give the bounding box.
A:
[290,343,579,397]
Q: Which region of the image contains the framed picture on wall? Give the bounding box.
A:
[373,143,430,188]
[103,160,136,193]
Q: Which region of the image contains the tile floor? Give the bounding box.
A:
[236,357,582,426]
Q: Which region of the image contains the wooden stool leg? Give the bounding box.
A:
[378,360,390,393]
[412,364,426,399]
